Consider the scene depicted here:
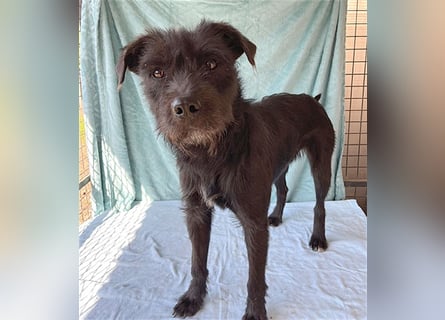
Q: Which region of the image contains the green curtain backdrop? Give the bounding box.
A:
[80,0,347,216]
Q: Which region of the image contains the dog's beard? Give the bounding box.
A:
[181,128,226,156]
[160,117,233,156]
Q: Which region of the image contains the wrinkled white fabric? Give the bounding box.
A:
[80,200,366,319]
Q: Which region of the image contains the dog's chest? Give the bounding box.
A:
[178,133,249,209]
[186,160,236,209]
[197,174,228,208]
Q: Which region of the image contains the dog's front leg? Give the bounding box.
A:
[173,193,213,318]
[240,217,269,320]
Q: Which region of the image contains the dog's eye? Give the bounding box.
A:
[206,60,217,70]
[152,68,165,79]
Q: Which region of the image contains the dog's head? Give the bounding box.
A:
[116,21,256,153]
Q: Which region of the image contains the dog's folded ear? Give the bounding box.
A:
[116,36,147,90]
[199,21,257,67]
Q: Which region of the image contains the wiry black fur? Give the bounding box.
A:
[116,20,335,320]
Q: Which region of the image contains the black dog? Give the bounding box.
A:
[116,21,335,320]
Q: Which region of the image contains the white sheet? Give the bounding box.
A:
[79,200,367,319]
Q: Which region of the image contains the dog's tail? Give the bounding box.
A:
[314,93,322,101]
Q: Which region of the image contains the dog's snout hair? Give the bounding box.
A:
[117,20,335,320]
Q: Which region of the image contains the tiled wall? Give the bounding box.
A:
[342,0,367,213]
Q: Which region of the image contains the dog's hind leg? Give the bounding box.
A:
[268,166,289,227]
[306,137,333,252]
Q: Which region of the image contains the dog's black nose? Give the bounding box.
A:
[172,98,200,117]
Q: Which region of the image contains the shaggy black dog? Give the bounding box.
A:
[116,21,335,320]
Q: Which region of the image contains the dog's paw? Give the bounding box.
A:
[268,216,282,227]
[242,301,267,320]
[309,234,328,252]
[172,294,203,318]
[242,312,268,320]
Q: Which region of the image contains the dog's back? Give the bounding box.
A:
[254,93,333,137]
